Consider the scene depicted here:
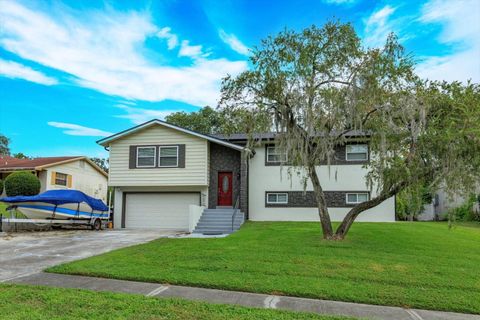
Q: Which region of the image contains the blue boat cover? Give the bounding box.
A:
[0,190,109,212]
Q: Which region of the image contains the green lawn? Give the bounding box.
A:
[49,222,480,314]
[0,285,351,320]
[0,202,26,218]
[0,202,8,217]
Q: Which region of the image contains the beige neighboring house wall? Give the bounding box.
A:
[41,159,108,202]
[0,157,107,201]
[108,124,209,187]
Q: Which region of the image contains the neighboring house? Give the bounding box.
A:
[97,119,395,231]
[0,156,108,201]
[419,187,480,221]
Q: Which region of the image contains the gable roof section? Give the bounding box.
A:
[0,155,22,166]
[97,119,245,151]
[0,156,108,178]
[0,156,80,170]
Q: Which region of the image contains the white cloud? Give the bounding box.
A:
[218,29,249,56]
[0,58,57,85]
[178,40,209,59]
[114,104,178,125]
[416,0,480,82]
[0,2,247,106]
[48,122,113,137]
[157,27,178,49]
[363,5,397,48]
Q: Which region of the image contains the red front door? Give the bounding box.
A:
[218,172,233,206]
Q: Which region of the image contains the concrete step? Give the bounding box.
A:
[193,228,240,234]
[202,211,238,215]
[198,216,243,221]
[202,211,244,216]
[198,216,244,221]
[197,221,243,226]
[195,223,242,228]
[192,208,245,234]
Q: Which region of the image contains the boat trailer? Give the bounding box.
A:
[0,213,106,232]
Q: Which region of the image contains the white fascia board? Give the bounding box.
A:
[97,119,245,152]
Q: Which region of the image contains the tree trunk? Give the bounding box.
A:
[308,164,334,239]
[335,185,404,239]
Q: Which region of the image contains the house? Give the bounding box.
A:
[97,119,395,231]
[0,156,108,201]
[418,187,480,221]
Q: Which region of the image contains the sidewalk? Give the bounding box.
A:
[9,272,479,320]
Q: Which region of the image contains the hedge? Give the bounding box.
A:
[4,171,41,197]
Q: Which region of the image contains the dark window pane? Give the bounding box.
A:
[159,157,177,167]
[267,194,277,202]
[160,147,177,157]
[138,147,155,157]
[138,157,155,166]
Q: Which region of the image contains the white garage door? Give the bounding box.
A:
[125,193,199,229]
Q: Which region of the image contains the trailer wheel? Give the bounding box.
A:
[92,219,102,231]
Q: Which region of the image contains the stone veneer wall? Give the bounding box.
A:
[208,143,247,214]
[264,191,371,208]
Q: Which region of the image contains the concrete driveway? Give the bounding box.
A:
[0,229,178,282]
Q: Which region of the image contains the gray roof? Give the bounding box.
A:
[213,130,369,142]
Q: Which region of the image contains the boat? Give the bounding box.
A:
[0,190,109,220]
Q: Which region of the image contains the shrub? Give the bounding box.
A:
[448,194,479,222]
[4,171,41,196]
[395,184,432,221]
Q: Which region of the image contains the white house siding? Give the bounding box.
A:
[248,145,395,222]
[38,170,48,193]
[108,125,208,187]
[44,159,108,202]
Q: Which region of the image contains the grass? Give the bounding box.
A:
[0,284,352,320]
[49,222,480,314]
[0,202,8,216]
[0,202,26,218]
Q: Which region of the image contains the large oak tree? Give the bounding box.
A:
[220,22,480,239]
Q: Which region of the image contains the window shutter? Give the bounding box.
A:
[51,171,56,185]
[67,175,72,188]
[129,146,137,169]
[178,144,186,168]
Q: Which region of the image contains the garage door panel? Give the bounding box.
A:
[125,193,199,229]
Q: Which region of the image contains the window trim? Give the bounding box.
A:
[54,172,68,186]
[266,146,288,163]
[345,144,369,161]
[345,192,369,204]
[158,145,179,168]
[136,146,157,168]
[266,192,289,204]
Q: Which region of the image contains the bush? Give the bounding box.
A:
[448,194,479,222]
[0,179,3,194]
[395,184,432,221]
[4,171,41,197]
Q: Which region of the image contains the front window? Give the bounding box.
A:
[136,146,156,167]
[159,146,179,167]
[266,193,288,204]
[346,144,368,161]
[55,172,67,186]
[266,146,287,163]
[346,193,369,204]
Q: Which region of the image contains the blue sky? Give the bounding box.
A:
[0,0,479,158]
